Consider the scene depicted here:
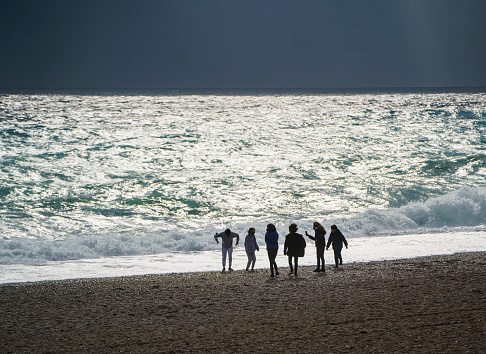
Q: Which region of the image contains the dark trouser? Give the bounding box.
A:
[267,249,278,275]
[333,247,343,267]
[288,255,298,274]
[316,246,325,269]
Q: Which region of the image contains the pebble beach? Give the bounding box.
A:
[1,252,485,353]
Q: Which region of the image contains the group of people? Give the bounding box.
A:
[214,222,348,277]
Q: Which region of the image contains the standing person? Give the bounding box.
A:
[244,227,259,272]
[305,222,327,272]
[326,225,348,269]
[284,223,306,277]
[214,228,239,272]
[265,223,279,277]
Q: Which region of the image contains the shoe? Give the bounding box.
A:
[313,268,320,272]
[288,271,293,275]
[228,267,234,272]
[245,268,249,272]
[222,267,226,273]
[275,271,279,276]
[294,273,298,278]
[270,274,275,278]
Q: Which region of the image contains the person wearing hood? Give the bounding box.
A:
[326,225,348,269]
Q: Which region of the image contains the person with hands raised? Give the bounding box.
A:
[214,228,239,272]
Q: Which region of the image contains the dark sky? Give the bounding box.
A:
[1,0,485,89]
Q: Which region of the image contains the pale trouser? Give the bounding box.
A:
[246,252,256,270]
[222,247,233,268]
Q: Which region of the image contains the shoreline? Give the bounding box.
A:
[3,230,486,285]
[1,251,485,353]
[1,249,485,286]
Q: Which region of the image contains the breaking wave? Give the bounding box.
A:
[1,186,485,265]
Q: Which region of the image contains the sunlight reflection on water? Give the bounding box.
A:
[1,90,486,268]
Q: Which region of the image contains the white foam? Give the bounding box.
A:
[3,186,486,267]
[1,231,485,284]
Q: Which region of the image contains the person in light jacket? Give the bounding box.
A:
[244,227,259,272]
[326,225,348,269]
[214,228,239,272]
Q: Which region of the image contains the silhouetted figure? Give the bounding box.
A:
[244,227,259,271]
[284,223,306,277]
[265,223,279,277]
[305,221,327,272]
[214,228,239,272]
[326,225,348,268]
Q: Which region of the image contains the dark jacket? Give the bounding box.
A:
[265,231,279,250]
[308,229,326,248]
[326,229,348,250]
[284,232,306,257]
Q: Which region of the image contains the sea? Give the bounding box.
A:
[1,88,486,284]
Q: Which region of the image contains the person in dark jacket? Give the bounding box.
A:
[305,221,327,272]
[326,224,348,268]
[265,223,279,277]
[284,223,306,277]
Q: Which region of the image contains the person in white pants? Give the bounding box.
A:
[214,229,239,272]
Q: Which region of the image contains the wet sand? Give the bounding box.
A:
[1,252,485,353]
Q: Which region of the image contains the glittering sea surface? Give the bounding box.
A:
[1,88,486,279]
